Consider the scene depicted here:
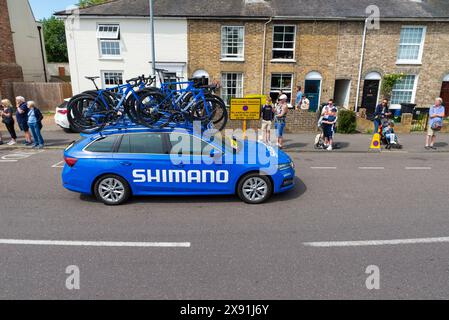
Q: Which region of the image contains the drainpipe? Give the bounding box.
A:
[354,18,368,113]
[37,25,48,82]
[261,17,273,94]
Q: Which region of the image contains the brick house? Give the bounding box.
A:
[0,0,23,101]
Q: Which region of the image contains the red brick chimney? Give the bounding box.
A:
[0,0,24,100]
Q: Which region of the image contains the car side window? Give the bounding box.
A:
[85,135,117,153]
[118,133,167,154]
[169,133,213,156]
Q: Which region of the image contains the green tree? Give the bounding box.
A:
[78,0,112,8]
[42,17,68,63]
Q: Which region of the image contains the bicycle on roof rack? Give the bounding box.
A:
[67,71,228,133]
[134,76,228,131]
[67,75,155,133]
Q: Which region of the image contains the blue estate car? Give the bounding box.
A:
[62,128,295,205]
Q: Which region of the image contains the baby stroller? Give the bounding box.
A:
[381,120,402,150]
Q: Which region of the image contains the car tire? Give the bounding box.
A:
[94,175,131,206]
[237,173,273,204]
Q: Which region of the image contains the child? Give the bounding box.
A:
[321,108,338,151]
[260,97,275,144]
[383,121,397,145]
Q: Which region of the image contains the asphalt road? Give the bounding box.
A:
[0,146,448,299]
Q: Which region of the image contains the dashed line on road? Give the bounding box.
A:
[358,167,385,170]
[304,236,449,248]
[0,160,18,163]
[0,239,191,248]
[405,167,432,170]
[52,161,65,168]
[310,167,337,170]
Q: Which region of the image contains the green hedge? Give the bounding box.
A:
[337,109,357,134]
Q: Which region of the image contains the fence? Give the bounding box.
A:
[12,82,72,112]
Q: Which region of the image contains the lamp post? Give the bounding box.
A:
[150,0,156,78]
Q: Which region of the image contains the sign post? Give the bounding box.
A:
[230,98,261,138]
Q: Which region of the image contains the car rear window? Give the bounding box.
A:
[85,135,118,153]
[118,133,166,154]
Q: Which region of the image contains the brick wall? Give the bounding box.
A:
[0,0,23,101]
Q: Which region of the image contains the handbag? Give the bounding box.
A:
[431,120,442,131]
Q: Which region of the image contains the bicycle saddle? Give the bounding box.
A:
[85,76,100,81]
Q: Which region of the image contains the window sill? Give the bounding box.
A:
[396,60,422,65]
[220,58,245,62]
[271,59,296,63]
[99,57,124,61]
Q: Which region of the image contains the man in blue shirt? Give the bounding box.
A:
[15,96,33,146]
[295,86,303,109]
[425,97,445,150]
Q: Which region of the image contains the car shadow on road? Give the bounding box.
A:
[79,177,306,205]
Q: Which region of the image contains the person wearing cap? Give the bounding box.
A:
[275,94,289,148]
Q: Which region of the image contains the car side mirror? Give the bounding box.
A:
[210,149,222,158]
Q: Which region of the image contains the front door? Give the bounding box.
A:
[440,82,449,117]
[361,80,380,116]
[304,80,321,112]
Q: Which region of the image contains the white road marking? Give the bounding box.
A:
[0,239,191,248]
[310,167,337,170]
[0,160,18,163]
[405,167,432,170]
[304,237,449,248]
[358,167,385,170]
[52,161,65,168]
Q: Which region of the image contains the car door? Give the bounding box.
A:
[113,132,173,195]
[167,132,233,194]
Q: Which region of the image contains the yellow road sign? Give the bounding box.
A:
[230,98,261,120]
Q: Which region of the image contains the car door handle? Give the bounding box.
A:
[120,161,132,167]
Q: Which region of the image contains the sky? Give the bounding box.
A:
[29,0,78,20]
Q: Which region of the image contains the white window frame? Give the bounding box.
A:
[96,24,120,39]
[102,71,124,88]
[270,73,294,104]
[271,25,296,62]
[99,39,121,58]
[390,74,419,108]
[221,26,245,61]
[220,73,244,106]
[396,26,426,65]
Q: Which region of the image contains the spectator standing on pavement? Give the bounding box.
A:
[275,94,289,149]
[373,98,392,134]
[27,101,44,149]
[295,86,303,109]
[15,96,33,146]
[0,99,17,145]
[425,97,445,150]
[260,96,275,144]
[321,107,338,151]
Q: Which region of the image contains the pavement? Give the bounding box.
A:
[0,130,449,299]
[1,117,448,153]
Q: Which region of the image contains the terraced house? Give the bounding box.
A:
[59,0,449,117]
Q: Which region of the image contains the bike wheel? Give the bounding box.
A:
[135,92,166,128]
[125,88,162,124]
[67,94,109,133]
[191,97,228,131]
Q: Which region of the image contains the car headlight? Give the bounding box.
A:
[278,162,294,171]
